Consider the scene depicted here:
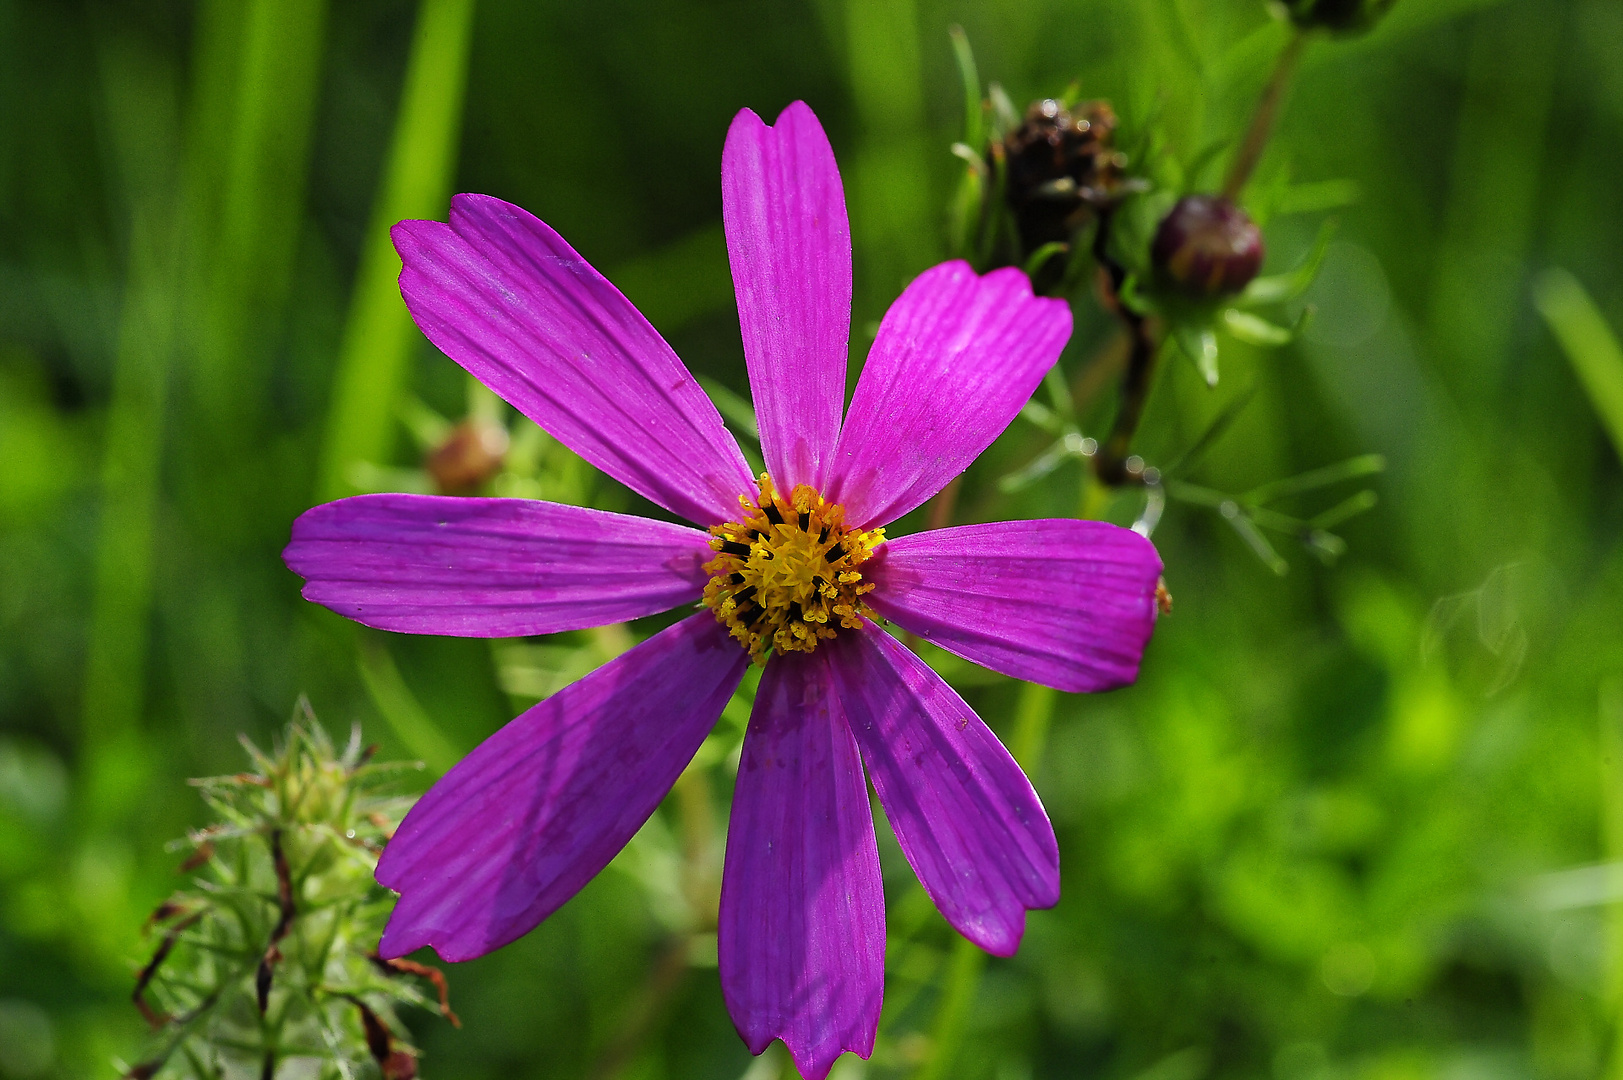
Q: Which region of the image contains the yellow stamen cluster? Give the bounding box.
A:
[701,475,885,664]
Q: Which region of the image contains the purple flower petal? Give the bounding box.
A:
[825,262,1072,527]
[284,494,713,637]
[866,519,1162,692]
[721,102,850,491]
[826,621,1059,955]
[376,612,748,961]
[719,650,884,1080]
[393,194,756,525]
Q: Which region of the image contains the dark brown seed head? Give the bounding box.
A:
[1000,98,1124,254]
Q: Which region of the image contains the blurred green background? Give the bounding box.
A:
[4,0,1623,1077]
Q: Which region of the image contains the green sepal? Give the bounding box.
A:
[1175,322,1221,387]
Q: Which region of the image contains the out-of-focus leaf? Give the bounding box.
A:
[1023,240,1069,281]
[1241,217,1337,306]
[1274,178,1362,215]
[949,25,982,148]
[988,81,1019,140]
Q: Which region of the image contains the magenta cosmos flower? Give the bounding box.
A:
[284,102,1162,1077]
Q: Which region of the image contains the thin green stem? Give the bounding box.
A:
[1222,28,1308,201]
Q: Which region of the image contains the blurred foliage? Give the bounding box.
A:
[3,0,1623,1079]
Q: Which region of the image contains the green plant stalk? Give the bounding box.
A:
[317,0,478,500]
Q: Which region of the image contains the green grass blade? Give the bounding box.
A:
[317,0,478,501]
[81,32,181,754]
[1534,268,1623,462]
[189,0,328,443]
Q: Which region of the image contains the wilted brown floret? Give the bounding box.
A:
[1000,98,1125,256]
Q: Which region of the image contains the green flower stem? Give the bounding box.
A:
[317,0,478,501]
[1221,27,1308,201]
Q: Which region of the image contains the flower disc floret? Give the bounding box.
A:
[702,475,884,663]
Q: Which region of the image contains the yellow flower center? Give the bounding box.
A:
[701,475,885,664]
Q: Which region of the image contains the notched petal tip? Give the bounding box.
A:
[721,97,850,492]
[787,1042,873,1080]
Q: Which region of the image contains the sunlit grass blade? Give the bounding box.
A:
[189,0,328,444]
[317,0,478,501]
[1534,268,1623,461]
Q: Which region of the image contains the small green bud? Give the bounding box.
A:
[124,708,454,1080]
[1151,195,1265,300]
[1280,0,1398,34]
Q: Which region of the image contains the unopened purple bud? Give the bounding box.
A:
[1151,195,1264,299]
